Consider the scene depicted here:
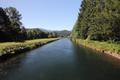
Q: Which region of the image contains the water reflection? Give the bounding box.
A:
[0,38,120,80]
[0,54,27,79]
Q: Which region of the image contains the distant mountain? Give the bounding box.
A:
[53,30,71,37]
[38,28,52,33]
[33,28,71,37]
[26,28,71,38]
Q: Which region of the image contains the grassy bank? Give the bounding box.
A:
[73,39,120,59]
[0,38,58,57]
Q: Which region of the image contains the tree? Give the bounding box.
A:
[0,7,13,41]
[4,7,26,41]
[26,28,48,40]
[71,0,120,41]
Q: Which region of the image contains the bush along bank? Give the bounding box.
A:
[0,38,58,61]
[72,39,120,60]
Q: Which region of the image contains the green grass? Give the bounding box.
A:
[0,38,58,56]
[74,39,120,54]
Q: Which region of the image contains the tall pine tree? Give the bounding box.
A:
[71,0,120,41]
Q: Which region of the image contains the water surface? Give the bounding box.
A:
[0,38,120,80]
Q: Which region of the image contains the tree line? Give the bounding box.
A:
[26,28,57,40]
[0,7,71,42]
[0,7,27,41]
[71,0,120,41]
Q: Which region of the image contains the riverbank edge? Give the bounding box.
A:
[72,39,120,60]
[0,38,59,61]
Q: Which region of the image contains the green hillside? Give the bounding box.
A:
[71,0,120,41]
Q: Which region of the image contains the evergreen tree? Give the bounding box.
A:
[71,0,120,41]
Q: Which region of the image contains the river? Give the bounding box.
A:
[0,38,120,80]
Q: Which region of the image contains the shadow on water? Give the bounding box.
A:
[0,53,27,79]
[0,38,120,80]
[72,42,120,80]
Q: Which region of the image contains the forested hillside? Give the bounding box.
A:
[71,0,120,41]
[52,30,71,37]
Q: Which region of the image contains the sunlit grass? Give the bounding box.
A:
[0,38,58,56]
[75,39,120,54]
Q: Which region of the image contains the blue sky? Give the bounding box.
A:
[0,0,82,30]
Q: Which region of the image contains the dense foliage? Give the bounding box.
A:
[0,7,26,42]
[26,28,49,40]
[71,0,120,41]
[26,29,71,39]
